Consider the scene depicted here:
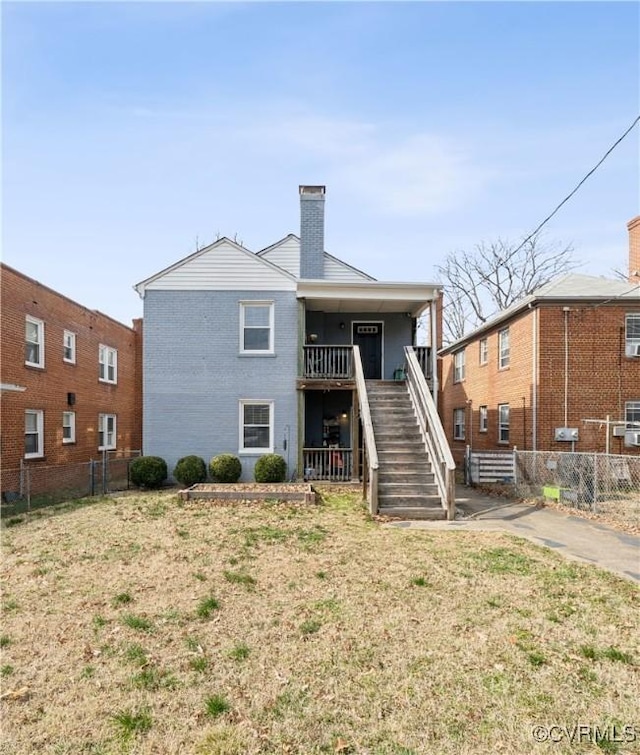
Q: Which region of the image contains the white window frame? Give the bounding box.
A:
[479,405,488,433]
[25,410,44,459]
[498,403,510,444]
[63,330,77,364]
[239,302,274,355]
[25,316,45,368]
[239,400,273,454]
[498,328,510,369]
[99,344,118,384]
[453,408,465,441]
[453,349,466,383]
[625,400,640,430]
[98,413,117,450]
[479,338,488,366]
[62,411,76,444]
[625,314,640,357]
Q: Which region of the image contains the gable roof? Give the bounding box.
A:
[134,237,297,295]
[257,234,376,282]
[441,273,640,354]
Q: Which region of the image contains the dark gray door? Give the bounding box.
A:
[352,323,382,379]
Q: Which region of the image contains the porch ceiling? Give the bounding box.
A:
[297,281,440,317]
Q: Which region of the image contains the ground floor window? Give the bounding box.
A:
[453,408,465,440]
[479,405,488,433]
[498,403,510,444]
[98,413,117,450]
[25,410,44,458]
[62,411,76,444]
[240,401,273,453]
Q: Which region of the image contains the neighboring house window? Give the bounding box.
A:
[63,331,76,363]
[479,405,488,433]
[98,413,117,450]
[240,401,273,452]
[498,403,510,443]
[453,408,465,441]
[498,328,510,368]
[99,344,118,383]
[25,316,45,367]
[626,400,640,429]
[240,302,274,354]
[479,338,488,365]
[25,410,44,458]
[453,349,465,383]
[625,314,640,357]
[62,411,76,444]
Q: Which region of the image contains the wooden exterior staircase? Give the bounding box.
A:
[367,381,446,519]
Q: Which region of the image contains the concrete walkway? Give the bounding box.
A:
[386,485,640,584]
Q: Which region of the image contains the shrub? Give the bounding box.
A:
[173,455,207,487]
[209,454,242,483]
[254,454,286,483]
[129,456,168,489]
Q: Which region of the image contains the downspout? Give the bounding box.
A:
[563,307,570,428]
[531,305,538,451]
[430,298,439,400]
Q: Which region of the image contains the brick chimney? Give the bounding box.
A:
[628,216,640,283]
[299,185,326,279]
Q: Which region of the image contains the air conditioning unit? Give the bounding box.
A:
[629,343,640,357]
[625,430,640,447]
[612,425,627,437]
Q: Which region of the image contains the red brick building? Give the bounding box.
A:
[440,219,640,465]
[1,264,142,485]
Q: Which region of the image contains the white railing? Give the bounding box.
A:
[413,346,433,383]
[405,346,456,519]
[303,345,353,379]
[353,345,379,514]
[302,448,353,482]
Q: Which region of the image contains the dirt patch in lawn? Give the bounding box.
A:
[1,490,638,754]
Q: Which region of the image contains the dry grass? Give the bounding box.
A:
[1,489,638,754]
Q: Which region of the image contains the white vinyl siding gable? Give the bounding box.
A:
[25,316,45,368]
[142,239,296,292]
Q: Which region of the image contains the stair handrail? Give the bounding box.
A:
[353,345,379,514]
[404,346,456,519]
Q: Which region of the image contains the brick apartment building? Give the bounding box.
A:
[1,264,142,486]
[440,218,640,465]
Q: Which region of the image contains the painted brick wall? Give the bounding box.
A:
[142,289,299,480]
[1,264,142,477]
[299,191,325,279]
[441,303,640,463]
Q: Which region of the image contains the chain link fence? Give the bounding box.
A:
[1,451,142,518]
[513,449,640,529]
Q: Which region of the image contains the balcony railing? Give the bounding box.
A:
[303,345,353,379]
[413,346,432,383]
[303,448,353,482]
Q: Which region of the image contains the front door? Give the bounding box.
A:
[352,322,383,379]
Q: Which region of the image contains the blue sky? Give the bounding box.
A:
[3,1,639,325]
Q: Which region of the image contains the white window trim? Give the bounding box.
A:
[63,330,77,364]
[62,411,76,444]
[625,314,640,357]
[479,405,488,433]
[498,403,510,444]
[239,400,274,454]
[479,338,488,366]
[453,349,465,383]
[99,344,118,384]
[498,328,510,369]
[239,301,275,355]
[98,413,117,450]
[25,316,45,368]
[25,409,44,459]
[453,408,465,441]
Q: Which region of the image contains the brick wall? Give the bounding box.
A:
[1,264,142,478]
[440,302,640,462]
[628,216,640,282]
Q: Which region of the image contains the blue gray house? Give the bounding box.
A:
[135,186,455,518]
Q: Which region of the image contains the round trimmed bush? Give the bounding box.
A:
[209,454,242,483]
[173,455,207,487]
[130,456,168,489]
[254,453,286,483]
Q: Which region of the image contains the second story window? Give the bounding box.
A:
[453,349,465,383]
[25,316,45,368]
[479,338,488,365]
[625,314,640,357]
[453,408,465,440]
[99,344,118,384]
[240,302,274,354]
[498,328,510,369]
[63,331,76,363]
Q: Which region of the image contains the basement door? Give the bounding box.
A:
[352,322,383,379]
